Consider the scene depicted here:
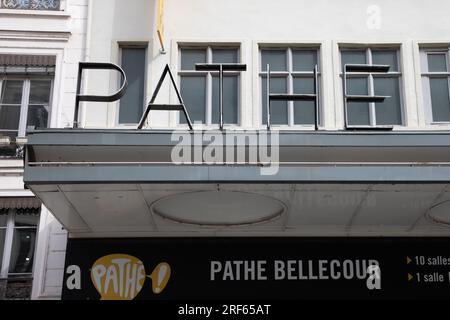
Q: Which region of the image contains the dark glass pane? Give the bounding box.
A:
[374,77,402,125]
[372,50,398,72]
[346,77,369,95]
[1,81,23,104]
[212,49,238,64]
[0,229,5,271]
[29,80,51,104]
[15,214,39,228]
[119,48,146,124]
[181,49,207,70]
[0,105,21,130]
[212,75,238,124]
[180,76,206,124]
[27,105,49,129]
[9,228,37,274]
[428,54,448,72]
[347,102,370,126]
[0,214,7,227]
[346,77,370,125]
[430,78,450,122]
[262,76,288,125]
[341,50,366,71]
[292,50,317,72]
[293,77,315,125]
[261,50,287,71]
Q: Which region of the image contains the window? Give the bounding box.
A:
[260,47,320,127]
[341,48,403,127]
[0,208,40,300]
[119,46,147,124]
[0,214,6,272]
[179,46,240,126]
[0,0,61,11]
[421,48,450,123]
[0,78,52,157]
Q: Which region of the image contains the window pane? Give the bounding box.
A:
[180,76,206,124]
[27,105,49,129]
[212,75,238,124]
[346,77,370,125]
[428,54,448,72]
[15,214,39,228]
[346,77,369,95]
[29,80,51,104]
[0,229,5,271]
[0,81,23,104]
[293,77,315,125]
[341,50,366,70]
[374,77,402,125]
[292,50,317,72]
[212,49,238,64]
[261,76,288,125]
[0,105,21,130]
[347,103,370,126]
[119,48,146,124]
[9,228,37,274]
[0,214,7,227]
[430,78,450,122]
[372,50,398,72]
[181,49,207,70]
[261,50,287,72]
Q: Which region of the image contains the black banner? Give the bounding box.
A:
[62,238,450,301]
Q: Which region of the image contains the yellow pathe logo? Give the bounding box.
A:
[91,254,171,300]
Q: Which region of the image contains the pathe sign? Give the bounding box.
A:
[62,237,450,300]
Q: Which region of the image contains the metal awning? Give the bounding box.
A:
[22,129,450,237]
[0,197,41,215]
[0,54,56,67]
[0,54,56,75]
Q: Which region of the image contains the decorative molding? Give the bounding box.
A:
[0,0,61,11]
[0,29,71,42]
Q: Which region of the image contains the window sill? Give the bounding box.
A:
[170,125,320,131]
[262,125,318,131]
[0,9,70,19]
[430,122,450,125]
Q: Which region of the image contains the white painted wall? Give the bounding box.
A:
[83,0,155,128]
[0,0,89,300]
[82,0,450,131]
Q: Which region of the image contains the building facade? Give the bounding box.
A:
[0,0,88,299]
[1,0,450,300]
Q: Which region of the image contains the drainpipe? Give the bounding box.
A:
[79,0,94,128]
